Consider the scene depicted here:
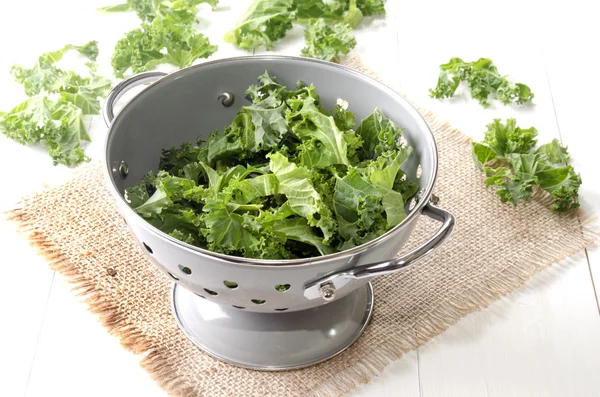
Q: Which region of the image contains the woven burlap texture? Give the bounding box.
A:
[7,58,595,397]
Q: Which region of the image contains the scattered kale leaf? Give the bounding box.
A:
[223,0,296,51]
[301,18,356,63]
[99,0,219,22]
[429,57,535,108]
[111,14,217,77]
[355,0,387,16]
[225,0,387,57]
[472,118,581,212]
[106,0,218,77]
[0,42,112,166]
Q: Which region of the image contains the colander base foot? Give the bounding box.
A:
[171,282,374,371]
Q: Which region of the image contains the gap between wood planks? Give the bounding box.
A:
[543,61,600,315]
[24,272,55,396]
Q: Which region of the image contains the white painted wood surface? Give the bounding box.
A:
[0,1,598,396]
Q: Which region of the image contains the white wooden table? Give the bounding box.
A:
[1,1,599,396]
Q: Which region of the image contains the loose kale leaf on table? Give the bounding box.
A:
[99,0,219,22]
[472,118,581,213]
[430,57,534,108]
[300,18,356,63]
[355,0,387,16]
[225,0,387,59]
[224,0,296,51]
[0,42,112,166]
[111,14,217,77]
[11,41,99,97]
[106,0,219,77]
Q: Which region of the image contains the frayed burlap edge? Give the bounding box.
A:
[4,56,598,397]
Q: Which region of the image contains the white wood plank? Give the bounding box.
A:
[418,254,600,397]
[0,3,101,395]
[540,1,600,310]
[25,276,168,397]
[0,223,54,397]
[392,1,600,396]
[351,351,421,397]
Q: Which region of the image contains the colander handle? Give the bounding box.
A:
[304,202,455,301]
[102,71,168,127]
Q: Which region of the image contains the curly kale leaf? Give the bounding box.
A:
[9,41,109,113]
[59,75,113,115]
[224,0,386,54]
[333,103,356,130]
[293,0,346,21]
[272,218,335,255]
[245,70,290,108]
[111,15,217,77]
[269,152,337,241]
[224,0,296,51]
[335,118,412,246]
[107,0,218,77]
[0,96,91,166]
[333,169,387,245]
[11,41,100,96]
[356,108,404,160]
[482,118,538,156]
[286,87,350,168]
[301,18,356,63]
[429,57,534,108]
[294,0,376,27]
[126,171,207,245]
[472,118,581,212]
[131,0,219,22]
[159,140,207,178]
[99,0,219,22]
[354,0,386,16]
[0,43,112,166]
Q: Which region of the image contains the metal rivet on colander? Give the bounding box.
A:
[319,282,336,301]
[218,92,234,107]
[113,161,128,179]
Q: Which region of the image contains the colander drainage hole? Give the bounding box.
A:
[178,265,192,275]
[223,280,238,289]
[204,288,218,296]
[143,242,153,254]
[194,293,206,299]
[275,284,290,292]
[232,305,246,309]
[167,272,179,281]
[251,299,266,305]
[274,308,288,312]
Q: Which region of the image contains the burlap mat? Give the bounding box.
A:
[6,58,596,397]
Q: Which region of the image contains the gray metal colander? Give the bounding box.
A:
[102,56,454,370]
